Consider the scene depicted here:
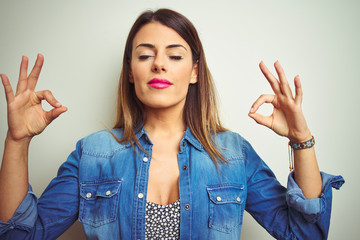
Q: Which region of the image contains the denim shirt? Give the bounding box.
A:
[0,127,344,240]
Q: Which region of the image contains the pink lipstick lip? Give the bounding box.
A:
[148,78,173,89]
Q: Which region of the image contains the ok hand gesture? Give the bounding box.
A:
[248,61,312,143]
[1,54,67,143]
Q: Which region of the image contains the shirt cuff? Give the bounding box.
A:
[286,171,344,223]
[0,185,38,234]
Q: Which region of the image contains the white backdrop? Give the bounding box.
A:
[0,0,358,239]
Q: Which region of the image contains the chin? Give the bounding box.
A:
[137,94,187,111]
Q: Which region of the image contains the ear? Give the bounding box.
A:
[190,61,198,84]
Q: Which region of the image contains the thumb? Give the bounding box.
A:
[45,106,68,124]
[248,112,273,129]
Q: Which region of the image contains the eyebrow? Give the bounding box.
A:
[135,43,187,51]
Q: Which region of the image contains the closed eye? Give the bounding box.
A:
[170,56,183,60]
[139,55,153,60]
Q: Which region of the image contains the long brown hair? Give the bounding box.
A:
[113,9,228,166]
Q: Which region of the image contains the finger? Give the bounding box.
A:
[294,75,303,105]
[27,54,44,91]
[45,106,68,125]
[259,61,281,95]
[274,61,293,98]
[248,112,273,129]
[16,56,29,95]
[0,74,15,103]
[249,94,275,113]
[36,90,63,108]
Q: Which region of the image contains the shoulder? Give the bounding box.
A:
[213,130,252,161]
[78,128,130,156]
[215,130,250,148]
[216,130,245,143]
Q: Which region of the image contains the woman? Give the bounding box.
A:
[0,9,343,240]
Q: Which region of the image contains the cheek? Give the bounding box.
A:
[131,64,147,83]
[174,62,194,80]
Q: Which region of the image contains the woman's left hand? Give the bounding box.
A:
[248,61,312,142]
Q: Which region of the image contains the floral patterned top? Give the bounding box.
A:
[145,199,181,239]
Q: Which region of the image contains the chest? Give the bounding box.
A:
[146,142,181,205]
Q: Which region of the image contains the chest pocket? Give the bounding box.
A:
[206,184,245,233]
[79,179,122,227]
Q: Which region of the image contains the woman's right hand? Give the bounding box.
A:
[0,54,67,143]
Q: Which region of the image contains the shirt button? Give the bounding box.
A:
[138,193,144,199]
[106,190,111,196]
[143,157,149,162]
[236,196,241,202]
[86,192,92,198]
[216,196,222,202]
[184,204,190,210]
[182,142,186,147]
[182,165,188,170]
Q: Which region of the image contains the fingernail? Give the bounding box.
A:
[55,102,62,107]
[249,107,254,113]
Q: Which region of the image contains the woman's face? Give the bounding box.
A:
[130,21,198,111]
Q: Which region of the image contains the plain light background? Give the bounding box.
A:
[0,0,358,239]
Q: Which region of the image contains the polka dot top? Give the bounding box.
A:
[145,199,181,239]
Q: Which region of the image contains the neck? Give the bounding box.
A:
[143,106,186,137]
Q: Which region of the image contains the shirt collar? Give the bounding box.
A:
[134,126,151,144]
[183,127,203,151]
[133,125,203,151]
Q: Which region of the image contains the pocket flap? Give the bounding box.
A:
[80,180,122,200]
[207,185,244,205]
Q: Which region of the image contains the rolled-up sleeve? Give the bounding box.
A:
[286,171,344,235]
[0,185,38,235]
[0,140,82,240]
[244,138,344,240]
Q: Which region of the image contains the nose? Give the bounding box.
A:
[152,55,167,73]
[152,66,166,72]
